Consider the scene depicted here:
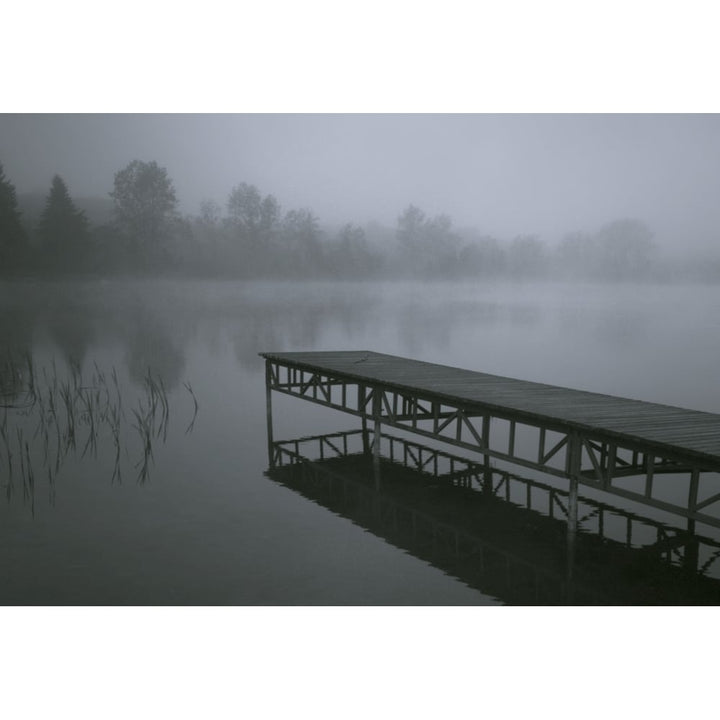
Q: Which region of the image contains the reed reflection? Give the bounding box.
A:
[266,429,720,605]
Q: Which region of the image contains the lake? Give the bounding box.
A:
[2,278,720,604]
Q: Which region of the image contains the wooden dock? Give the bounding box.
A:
[261,350,720,529]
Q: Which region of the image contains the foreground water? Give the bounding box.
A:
[2,278,720,605]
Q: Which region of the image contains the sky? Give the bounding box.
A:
[1,113,719,249]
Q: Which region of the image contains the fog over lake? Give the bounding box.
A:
[3,278,720,605]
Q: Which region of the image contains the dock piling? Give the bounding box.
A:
[265,360,274,468]
[373,388,382,489]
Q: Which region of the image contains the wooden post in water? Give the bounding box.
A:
[361,417,370,454]
[565,501,577,604]
[265,360,275,468]
[482,414,493,494]
[561,434,581,603]
[360,384,370,454]
[566,433,581,538]
[561,438,579,603]
[372,387,381,490]
[568,476,579,534]
[684,515,699,575]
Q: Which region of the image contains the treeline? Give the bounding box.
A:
[0,157,689,282]
[1,160,380,278]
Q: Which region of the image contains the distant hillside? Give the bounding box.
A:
[17,192,114,230]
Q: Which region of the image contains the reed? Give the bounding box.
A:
[184,381,199,434]
[25,440,35,518]
[1,410,13,500]
[0,353,198,510]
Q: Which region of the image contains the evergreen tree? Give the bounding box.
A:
[37,175,89,272]
[0,162,28,273]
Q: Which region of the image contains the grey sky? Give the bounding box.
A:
[1,113,718,248]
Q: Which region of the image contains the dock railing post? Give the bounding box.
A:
[265,360,275,468]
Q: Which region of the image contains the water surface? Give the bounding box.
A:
[2,279,720,604]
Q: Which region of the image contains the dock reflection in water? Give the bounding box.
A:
[266,430,720,605]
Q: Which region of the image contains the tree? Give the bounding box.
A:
[0,162,28,273]
[327,223,380,278]
[283,208,321,247]
[396,204,460,276]
[258,194,281,243]
[457,235,505,277]
[225,183,282,275]
[594,218,656,280]
[37,175,89,272]
[227,183,263,238]
[557,231,595,278]
[282,208,322,275]
[199,199,222,227]
[396,204,426,248]
[227,183,281,246]
[556,220,657,280]
[507,235,546,277]
[110,160,177,249]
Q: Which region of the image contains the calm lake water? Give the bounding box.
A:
[2,278,720,605]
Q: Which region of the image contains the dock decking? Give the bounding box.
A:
[262,350,720,467]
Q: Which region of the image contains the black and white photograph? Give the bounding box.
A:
[2,2,718,717]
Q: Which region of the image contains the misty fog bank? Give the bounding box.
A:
[3,158,720,284]
[3,114,719,249]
